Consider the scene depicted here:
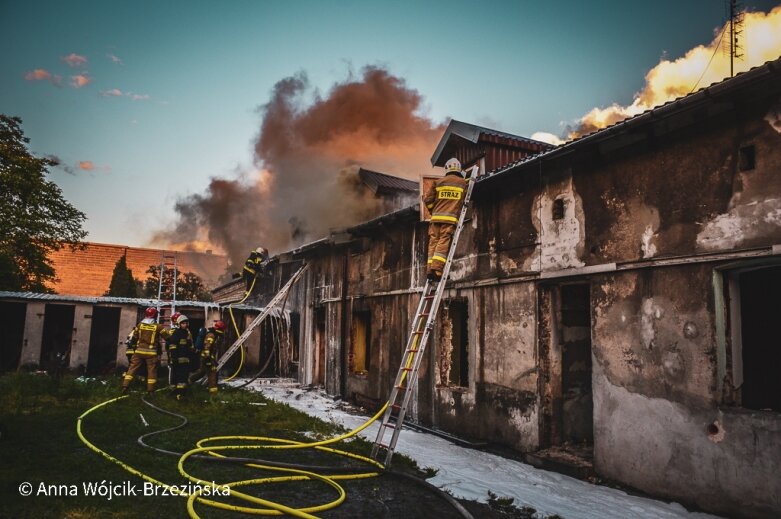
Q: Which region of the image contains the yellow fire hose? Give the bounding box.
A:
[223,275,257,382]
[77,389,388,518]
[77,280,471,518]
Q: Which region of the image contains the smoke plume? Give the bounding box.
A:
[568,6,781,139]
[157,66,444,268]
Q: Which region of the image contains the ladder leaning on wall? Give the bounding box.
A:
[371,165,478,466]
[214,263,309,373]
[156,253,177,326]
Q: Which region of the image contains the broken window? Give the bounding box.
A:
[729,265,781,412]
[552,198,566,220]
[350,311,371,375]
[437,300,468,387]
[739,145,756,171]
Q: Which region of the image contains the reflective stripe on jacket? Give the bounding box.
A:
[130,318,166,356]
[243,251,268,275]
[423,172,468,224]
[166,328,193,361]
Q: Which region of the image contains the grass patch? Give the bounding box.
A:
[0,372,421,518]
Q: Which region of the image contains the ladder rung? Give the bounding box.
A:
[382,422,396,429]
[411,331,423,335]
[395,385,407,391]
[391,403,401,410]
[375,443,390,450]
[406,348,419,353]
[400,367,412,372]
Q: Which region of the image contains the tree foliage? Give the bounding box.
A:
[0,115,87,292]
[104,254,138,298]
[142,265,213,302]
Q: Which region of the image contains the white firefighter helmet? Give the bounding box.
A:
[444,158,462,175]
[176,314,189,325]
[255,246,268,256]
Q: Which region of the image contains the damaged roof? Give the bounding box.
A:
[0,291,262,311]
[430,119,554,168]
[358,168,418,194]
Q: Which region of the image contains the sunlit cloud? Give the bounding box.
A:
[62,53,88,67]
[70,73,92,88]
[107,53,123,65]
[568,6,781,139]
[530,131,564,146]
[100,88,123,97]
[126,92,150,101]
[78,160,110,172]
[24,68,62,86]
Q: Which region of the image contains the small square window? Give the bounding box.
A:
[739,145,755,171]
[552,198,566,220]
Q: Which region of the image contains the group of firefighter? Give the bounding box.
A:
[119,155,469,398]
[121,308,227,399]
[120,246,271,399]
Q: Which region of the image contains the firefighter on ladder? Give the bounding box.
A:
[165,313,194,400]
[242,247,270,293]
[121,307,167,394]
[423,157,469,281]
[188,320,227,394]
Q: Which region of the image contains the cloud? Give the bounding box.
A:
[78,160,110,172]
[567,6,781,139]
[530,131,564,146]
[107,53,123,65]
[100,88,123,97]
[24,69,62,86]
[70,73,92,88]
[62,53,88,67]
[157,66,445,265]
[126,92,150,101]
[47,155,74,175]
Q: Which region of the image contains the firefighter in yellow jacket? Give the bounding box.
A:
[188,320,226,393]
[242,247,269,293]
[121,307,167,394]
[423,158,469,281]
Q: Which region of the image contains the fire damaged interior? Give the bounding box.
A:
[232,58,781,519]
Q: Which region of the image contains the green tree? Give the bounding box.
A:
[0,115,87,292]
[142,265,213,302]
[104,253,138,297]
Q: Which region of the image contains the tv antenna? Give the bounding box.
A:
[725,0,744,77]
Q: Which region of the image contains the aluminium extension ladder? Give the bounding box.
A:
[156,253,177,326]
[371,166,477,466]
[215,263,309,372]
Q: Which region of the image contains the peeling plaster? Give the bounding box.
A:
[641,224,658,258]
[527,173,586,271]
[640,297,663,350]
[765,100,781,133]
[697,197,781,250]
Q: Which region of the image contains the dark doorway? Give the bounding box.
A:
[559,284,593,444]
[0,302,26,372]
[41,304,75,373]
[539,283,593,447]
[87,307,121,375]
[738,266,781,411]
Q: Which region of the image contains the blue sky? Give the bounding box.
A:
[2,0,780,249]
